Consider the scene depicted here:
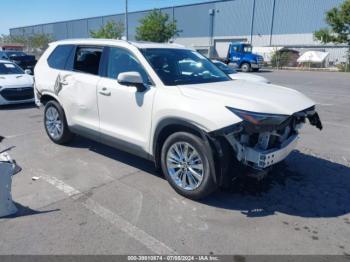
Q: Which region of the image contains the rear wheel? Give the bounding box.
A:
[161,132,217,200]
[44,100,74,144]
[241,63,251,72]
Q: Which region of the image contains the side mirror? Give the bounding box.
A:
[117,71,147,92]
[24,69,32,75]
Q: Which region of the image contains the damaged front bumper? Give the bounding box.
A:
[226,133,299,169]
[210,107,322,172]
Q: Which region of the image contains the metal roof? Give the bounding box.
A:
[10,0,231,30]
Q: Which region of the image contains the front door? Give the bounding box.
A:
[229,45,242,68]
[97,46,156,157]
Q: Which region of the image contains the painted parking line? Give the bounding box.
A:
[317,103,333,106]
[40,174,177,255]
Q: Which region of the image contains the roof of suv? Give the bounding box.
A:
[50,39,188,50]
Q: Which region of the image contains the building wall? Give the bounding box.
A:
[10,0,348,62]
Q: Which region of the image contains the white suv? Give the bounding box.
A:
[34,39,322,199]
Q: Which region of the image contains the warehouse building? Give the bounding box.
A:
[10,0,348,64]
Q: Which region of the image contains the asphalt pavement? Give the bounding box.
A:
[0,70,349,255]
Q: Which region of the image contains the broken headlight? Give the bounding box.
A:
[226,107,289,126]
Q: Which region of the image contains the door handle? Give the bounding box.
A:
[99,87,111,96]
[59,80,69,86]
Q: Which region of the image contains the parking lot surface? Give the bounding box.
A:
[0,70,349,255]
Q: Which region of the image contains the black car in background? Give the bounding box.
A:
[3,51,36,73]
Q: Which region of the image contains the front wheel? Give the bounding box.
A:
[44,100,74,144]
[160,132,217,200]
[241,63,251,72]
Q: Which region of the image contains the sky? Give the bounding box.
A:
[0,0,215,35]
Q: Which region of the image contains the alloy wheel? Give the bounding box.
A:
[45,106,63,140]
[166,142,204,191]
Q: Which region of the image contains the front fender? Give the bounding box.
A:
[152,117,209,155]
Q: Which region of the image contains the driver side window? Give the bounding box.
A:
[231,46,238,52]
[106,47,150,84]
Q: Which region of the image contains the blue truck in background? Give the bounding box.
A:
[223,43,264,72]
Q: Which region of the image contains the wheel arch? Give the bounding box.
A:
[153,118,231,185]
[153,118,207,165]
[240,61,251,67]
[39,92,73,127]
[39,92,61,106]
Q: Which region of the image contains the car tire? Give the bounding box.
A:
[241,63,251,72]
[44,100,74,145]
[160,132,217,200]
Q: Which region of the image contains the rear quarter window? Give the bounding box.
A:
[47,45,74,70]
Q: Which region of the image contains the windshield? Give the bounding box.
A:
[141,48,230,86]
[213,61,236,74]
[0,62,24,75]
[243,45,252,53]
[6,51,26,57]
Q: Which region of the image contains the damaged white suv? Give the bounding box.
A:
[34,39,322,199]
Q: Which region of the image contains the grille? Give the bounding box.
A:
[0,87,34,101]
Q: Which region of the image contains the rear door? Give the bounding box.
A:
[57,45,103,138]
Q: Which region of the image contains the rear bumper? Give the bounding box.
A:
[34,86,42,107]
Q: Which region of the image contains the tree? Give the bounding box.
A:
[29,34,53,50]
[0,34,26,45]
[314,0,350,71]
[0,34,11,43]
[0,33,53,56]
[135,9,181,42]
[90,21,125,39]
[271,51,294,68]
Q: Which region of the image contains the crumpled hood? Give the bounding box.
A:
[0,74,34,88]
[178,80,315,115]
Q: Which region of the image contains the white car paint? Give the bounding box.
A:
[178,80,313,115]
[34,39,320,181]
[0,60,34,105]
[212,60,270,84]
[229,72,270,84]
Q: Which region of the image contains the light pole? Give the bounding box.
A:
[125,0,129,40]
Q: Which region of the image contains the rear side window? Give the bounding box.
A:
[47,45,74,70]
[73,46,103,75]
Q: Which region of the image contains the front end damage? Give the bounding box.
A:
[210,106,322,178]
